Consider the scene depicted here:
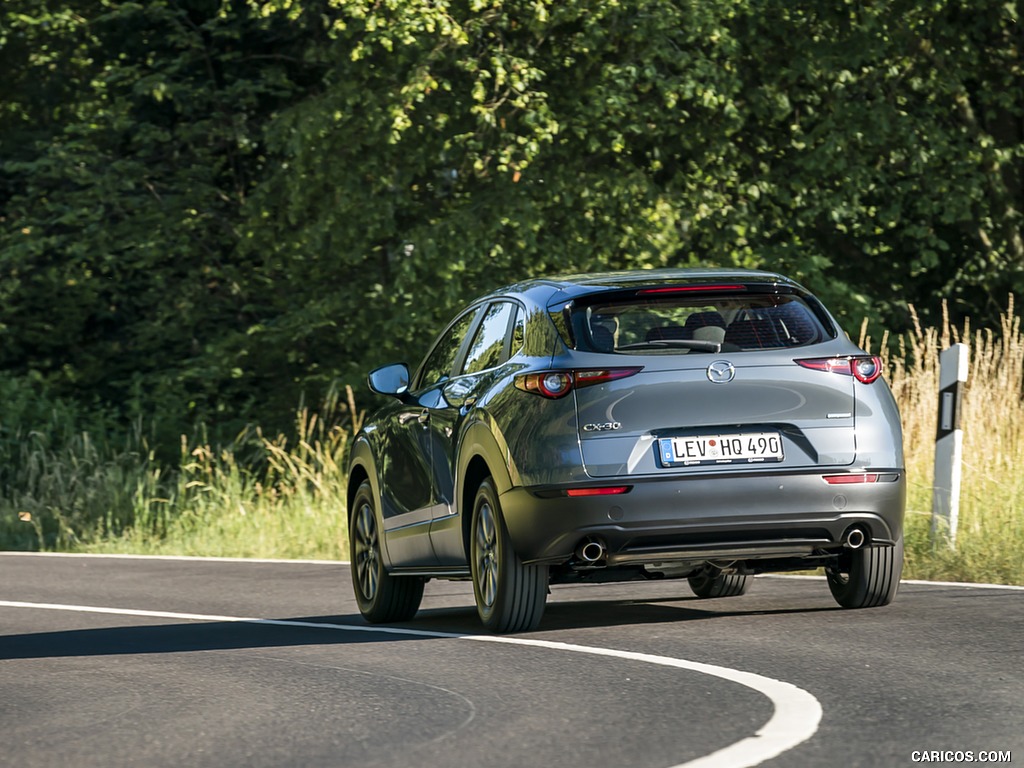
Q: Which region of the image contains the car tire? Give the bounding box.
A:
[471,478,548,633]
[826,536,903,609]
[687,570,751,599]
[350,480,424,623]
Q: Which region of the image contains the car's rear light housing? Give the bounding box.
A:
[516,371,574,398]
[515,367,643,399]
[565,486,631,497]
[795,355,883,383]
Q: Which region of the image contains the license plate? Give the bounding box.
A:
[658,432,784,467]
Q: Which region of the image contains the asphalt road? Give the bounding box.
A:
[1,553,1021,768]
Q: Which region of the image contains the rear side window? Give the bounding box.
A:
[510,306,525,354]
[569,292,830,354]
[462,301,515,375]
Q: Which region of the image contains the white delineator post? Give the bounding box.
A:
[931,343,969,545]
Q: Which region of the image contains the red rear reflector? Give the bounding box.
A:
[566,486,630,497]
[823,474,879,484]
[638,284,745,295]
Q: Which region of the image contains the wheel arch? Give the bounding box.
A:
[458,420,514,558]
[347,436,393,567]
[347,463,370,513]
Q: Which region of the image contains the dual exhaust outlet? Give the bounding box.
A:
[575,528,867,565]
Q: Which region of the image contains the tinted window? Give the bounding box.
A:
[418,310,477,388]
[510,306,525,354]
[462,302,515,375]
[570,293,828,353]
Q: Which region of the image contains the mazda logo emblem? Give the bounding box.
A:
[707,360,735,384]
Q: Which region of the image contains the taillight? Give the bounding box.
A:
[852,357,882,383]
[515,367,643,399]
[795,355,883,383]
[516,372,573,398]
[574,368,643,386]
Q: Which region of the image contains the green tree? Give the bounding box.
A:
[1,0,313,433]
[242,0,1022,390]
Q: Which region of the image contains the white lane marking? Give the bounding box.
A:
[0,599,822,768]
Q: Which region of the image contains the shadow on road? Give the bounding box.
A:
[407,593,840,634]
[0,594,838,660]
[0,615,419,660]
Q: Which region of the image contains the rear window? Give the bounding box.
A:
[567,292,831,354]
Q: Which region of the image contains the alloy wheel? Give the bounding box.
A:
[353,501,380,602]
[475,500,498,609]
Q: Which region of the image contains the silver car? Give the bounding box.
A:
[348,269,905,632]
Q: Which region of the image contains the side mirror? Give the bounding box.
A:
[368,363,411,399]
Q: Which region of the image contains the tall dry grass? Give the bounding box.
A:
[862,299,1024,584]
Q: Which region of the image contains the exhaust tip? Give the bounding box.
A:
[576,538,607,564]
[843,527,867,550]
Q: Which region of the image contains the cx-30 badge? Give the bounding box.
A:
[583,422,621,432]
[707,360,736,384]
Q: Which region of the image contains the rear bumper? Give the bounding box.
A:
[499,468,905,566]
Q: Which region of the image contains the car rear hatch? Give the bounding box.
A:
[556,280,861,478]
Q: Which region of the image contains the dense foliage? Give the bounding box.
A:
[2,0,1022,439]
